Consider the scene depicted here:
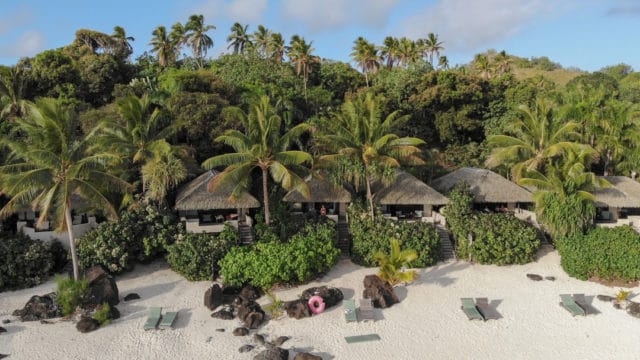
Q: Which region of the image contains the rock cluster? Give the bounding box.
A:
[12,293,62,321]
[284,286,344,319]
[363,275,399,308]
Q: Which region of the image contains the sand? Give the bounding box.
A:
[1,248,639,360]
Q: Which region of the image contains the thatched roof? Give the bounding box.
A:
[174,170,260,211]
[431,167,532,203]
[372,171,449,205]
[594,176,640,208]
[282,176,352,203]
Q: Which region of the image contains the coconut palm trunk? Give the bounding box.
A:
[262,166,270,225]
[365,175,375,220]
[64,205,80,280]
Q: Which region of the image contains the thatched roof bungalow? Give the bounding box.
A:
[431,167,532,208]
[593,176,640,222]
[282,176,352,217]
[175,170,260,233]
[372,171,449,219]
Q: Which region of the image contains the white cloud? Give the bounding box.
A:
[192,0,269,24]
[0,31,46,57]
[281,0,400,32]
[401,0,565,52]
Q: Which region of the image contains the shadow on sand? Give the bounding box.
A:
[415,261,470,287]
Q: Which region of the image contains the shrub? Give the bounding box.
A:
[374,238,419,286]
[92,303,111,326]
[77,205,185,274]
[49,240,69,273]
[219,222,340,289]
[556,226,640,282]
[348,202,441,267]
[56,276,89,316]
[0,232,54,291]
[444,183,540,265]
[167,228,231,281]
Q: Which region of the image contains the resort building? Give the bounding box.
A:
[282,175,353,223]
[16,209,98,250]
[593,176,640,229]
[174,170,260,234]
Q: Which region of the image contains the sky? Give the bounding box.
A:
[1,0,639,72]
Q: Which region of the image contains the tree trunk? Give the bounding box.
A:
[364,70,369,87]
[64,206,80,281]
[262,167,270,225]
[365,176,374,220]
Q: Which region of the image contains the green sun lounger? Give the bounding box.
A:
[343,299,357,323]
[560,294,586,316]
[460,298,484,321]
[144,307,162,330]
[345,334,381,343]
[475,298,501,320]
[158,311,178,329]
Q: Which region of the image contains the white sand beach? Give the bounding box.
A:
[1,248,639,360]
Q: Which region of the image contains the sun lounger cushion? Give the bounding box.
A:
[345,334,381,343]
[158,311,178,329]
[144,307,162,330]
[475,298,500,320]
[343,299,357,323]
[560,294,586,316]
[460,298,484,321]
[572,294,598,315]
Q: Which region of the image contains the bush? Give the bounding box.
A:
[56,276,89,316]
[456,213,540,265]
[556,226,640,282]
[348,202,441,267]
[444,183,540,265]
[77,205,185,274]
[0,232,54,291]
[219,223,340,289]
[92,303,111,326]
[167,226,232,281]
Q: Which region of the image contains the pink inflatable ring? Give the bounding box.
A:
[308,295,326,314]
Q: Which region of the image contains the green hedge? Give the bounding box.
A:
[444,183,540,265]
[77,205,184,274]
[556,226,640,281]
[0,232,55,291]
[348,203,441,267]
[166,225,236,281]
[219,223,340,289]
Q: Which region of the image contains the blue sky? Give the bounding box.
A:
[1,0,639,72]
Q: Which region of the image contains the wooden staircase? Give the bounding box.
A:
[336,216,351,256]
[237,224,255,245]
[436,224,456,261]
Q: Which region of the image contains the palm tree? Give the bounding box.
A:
[0,68,30,121]
[185,14,216,69]
[473,54,492,79]
[486,99,582,181]
[268,32,286,62]
[140,140,188,205]
[95,95,186,201]
[374,238,418,286]
[0,99,131,280]
[423,33,444,66]
[227,22,251,55]
[437,55,449,71]
[202,96,312,225]
[149,25,173,68]
[519,147,607,238]
[350,37,380,87]
[287,35,319,99]
[253,25,271,57]
[494,50,512,75]
[397,37,419,67]
[111,25,135,59]
[315,92,425,219]
[379,36,399,69]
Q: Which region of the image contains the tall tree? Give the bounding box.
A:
[253,25,271,57]
[379,36,399,69]
[473,54,492,79]
[287,35,319,99]
[350,37,380,87]
[149,25,173,68]
[111,25,135,59]
[397,37,419,67]
[227,22,251,55]
[0,68,30,121]
[268,32,286,62]
[202,96,312,225]
[0,99,131,280]
[437,55,449,71]
[185,14,216,69]
[315,92,425,219]
[486,99,582,181]
[423,32,444,66]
